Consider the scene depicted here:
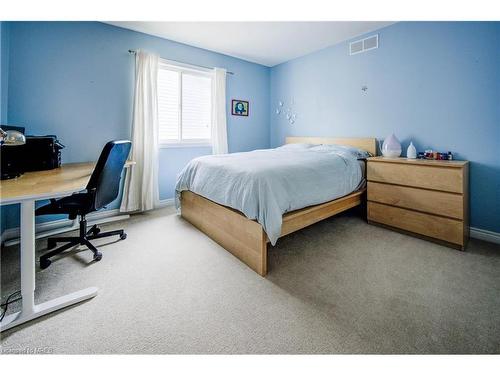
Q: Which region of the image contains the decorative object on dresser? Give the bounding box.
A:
[381,133,402,158]
[367,157,469,250]
[406,141,417,159]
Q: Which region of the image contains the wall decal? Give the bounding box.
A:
[275,99,297,125]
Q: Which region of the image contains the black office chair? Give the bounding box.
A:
[36,140,132,269]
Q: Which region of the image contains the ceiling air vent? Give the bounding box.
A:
[349,34,378,55]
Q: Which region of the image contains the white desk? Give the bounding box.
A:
[0,162,131,332]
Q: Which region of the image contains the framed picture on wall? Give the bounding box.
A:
[231,99,249,116]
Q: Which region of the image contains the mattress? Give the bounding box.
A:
[176,146,365,245]
[357,159,367,189]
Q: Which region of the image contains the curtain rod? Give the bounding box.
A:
[128,49,234,75]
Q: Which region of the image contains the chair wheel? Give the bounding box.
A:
[120,233,127,240]
[40,258,51,269]
[93,227,101,235]
[93,252,103,262]
[47,239,56,250]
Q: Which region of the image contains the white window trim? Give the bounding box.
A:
[160,58,212,75]
[159,141,212,149]
[158,59,214,148]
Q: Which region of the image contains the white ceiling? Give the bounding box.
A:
[106,22,394,67]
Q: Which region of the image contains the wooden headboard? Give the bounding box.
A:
[285,136,377,156]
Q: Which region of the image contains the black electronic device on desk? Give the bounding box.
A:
[1,125,65,179]
[23,135,65,172]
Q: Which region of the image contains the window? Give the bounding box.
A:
[157,61,213,145]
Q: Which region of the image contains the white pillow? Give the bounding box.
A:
[309,144,372,159]
[277,143,315,150]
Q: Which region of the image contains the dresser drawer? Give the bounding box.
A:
[367,162,463,193]
[367,181,463,219]
[368,201,464,246]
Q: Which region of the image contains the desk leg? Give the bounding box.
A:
[0,200,98,332]
[20,200,36,316]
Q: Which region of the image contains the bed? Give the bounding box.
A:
[176,136,377,276]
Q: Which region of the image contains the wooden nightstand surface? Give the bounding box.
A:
[368,156,468,168]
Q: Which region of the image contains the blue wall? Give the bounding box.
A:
[0,21,270,230]
[270,22,500,233]
[0,21,9,124]
[1,22,10,233]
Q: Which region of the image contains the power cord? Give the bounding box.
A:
[0,291,22,322]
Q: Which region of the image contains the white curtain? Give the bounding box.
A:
[120,50,159,212]
[211,68,228,154]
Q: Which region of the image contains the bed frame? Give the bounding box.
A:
[180,137,377,276]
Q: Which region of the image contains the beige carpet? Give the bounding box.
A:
[1,206,499,354]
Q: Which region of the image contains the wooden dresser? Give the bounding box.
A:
[367,157,469,249]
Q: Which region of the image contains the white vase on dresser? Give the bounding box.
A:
[407,141,417,159]
[381,133,402,158]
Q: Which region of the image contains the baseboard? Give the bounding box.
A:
[470,227,500,245]
[156,198,175,208]
[1,209,129,246]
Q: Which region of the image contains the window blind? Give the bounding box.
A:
[157,64,213,144]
